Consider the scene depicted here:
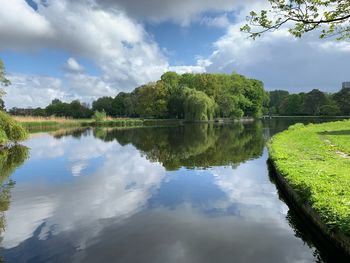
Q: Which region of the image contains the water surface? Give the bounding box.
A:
[0,119,345,262]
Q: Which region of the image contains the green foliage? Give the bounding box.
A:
[9,72,268,121]
[269,88,348,116]
[87,72,266,121]
[319,100,341,116]
[269,120,350,237]
[92,97,114,115]
[98,122,264,171]
[0,60,10,88]
[183,88,217,121]
[93,110,106,122]
[279,94,304,115]
[241,0,350,40]
[134,82,168,118]
[333,88,350,115]
[0,145,29,184]
[303,89,327,115]
[0,145,29,235]
[0,111,28,143]
[269,90,290,115]
[44,99,92,118]
[93,119,143,127]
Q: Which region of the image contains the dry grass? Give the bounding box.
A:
[12,116,77,123]
[12,115,139,123]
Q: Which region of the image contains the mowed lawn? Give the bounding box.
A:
[269,120,350,237]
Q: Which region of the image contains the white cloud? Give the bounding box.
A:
[0,0,53,49]
[2,134,166,249]
[65,58,84,72]
[199,14,231,28]
[4,74,69,108]
[2,0,350,108]
[1,0,170,107]
[196,2,350,92]
[316,41,350,53]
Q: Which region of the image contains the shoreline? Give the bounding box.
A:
[268,159,350,260]
[268,120,350,259]
[16,117,257,130]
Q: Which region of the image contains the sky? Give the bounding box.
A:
[0,0,350,108]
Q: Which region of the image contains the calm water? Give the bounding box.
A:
[0,118,346,262]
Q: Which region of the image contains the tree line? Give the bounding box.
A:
[269,88,350,116]
[9,72,268,121]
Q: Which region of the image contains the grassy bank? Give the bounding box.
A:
[13,116,145,131]
[269,120,350,238]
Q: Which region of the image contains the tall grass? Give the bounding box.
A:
[13,115,145,130]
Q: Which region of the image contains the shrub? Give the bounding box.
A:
[0,111,28,144]
[93,110,106,122]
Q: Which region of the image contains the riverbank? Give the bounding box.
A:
[268,120,350,254]
[13,116,256,131]
[13,116,144,131]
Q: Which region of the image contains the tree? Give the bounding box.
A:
[241,0,350,40]
[32,107,46,116]
[183,88,217,121]
[0,60,10,109]
[303,89,327,115]
[93,110,106,122]
[112,93,127,117]
[241,78,266,117]
[269,90,289,115]
[161,71,180,91]
[134,82,169,118]
[320,101,341,116]
[0,99,4,111]
[45,100,70,117]
[333,87,350,115]
[69,100,92,118]
[92,97,114,116]
[217,94,243,118]
[279,94,304,115]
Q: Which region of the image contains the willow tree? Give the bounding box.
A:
[241,0,350,40]
[183,88,217,122]
[0,59,28,144]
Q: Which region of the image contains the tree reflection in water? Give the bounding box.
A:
[93,122,265,171]
[0,145,28,235]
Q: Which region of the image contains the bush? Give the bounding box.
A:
[0,111,28,144]
[93,110,107,122]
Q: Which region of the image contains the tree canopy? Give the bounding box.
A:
[241,0,350,40]
[268,87,348,116]
[9,72,268,121]
[94,122,264,171]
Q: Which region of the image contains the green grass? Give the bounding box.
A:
[269,120,350,237]
[93,119,143,127]
[20,118,145,131]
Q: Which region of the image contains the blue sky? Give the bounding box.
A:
[1,0,350,108]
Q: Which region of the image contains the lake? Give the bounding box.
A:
[0,118,345,262]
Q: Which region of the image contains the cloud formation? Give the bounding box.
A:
[2,133,166,249]
[65,58,84,73]
[1,0,350,107]
[1,0,169,107]
[92,0,251,25]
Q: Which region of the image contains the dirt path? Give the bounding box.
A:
[322,137,350,160]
